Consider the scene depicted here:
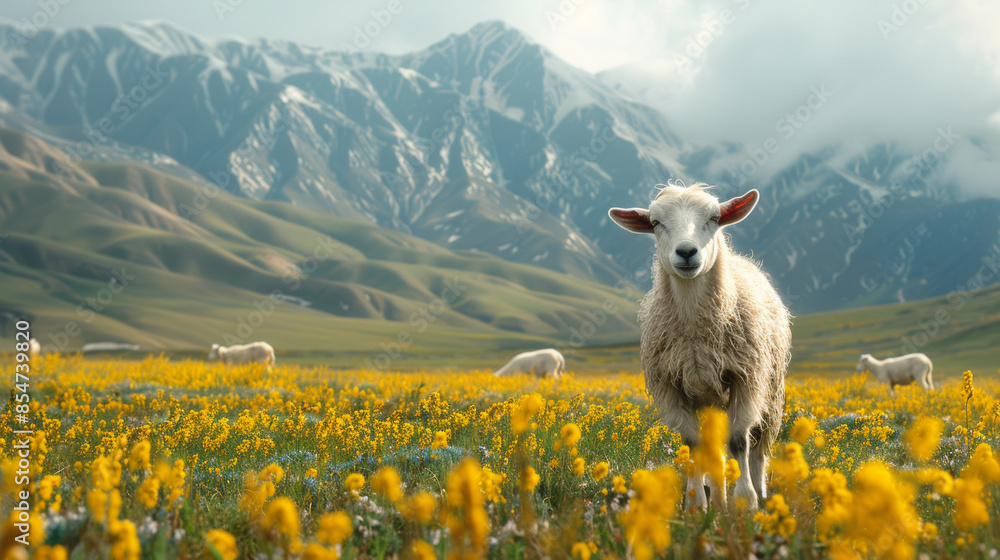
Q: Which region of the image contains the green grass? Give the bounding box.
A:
[0,128,641,353]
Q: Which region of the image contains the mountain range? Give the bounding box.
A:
[0,18,997,327]
[0,125,640,351]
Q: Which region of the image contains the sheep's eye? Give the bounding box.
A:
[651,220,664,231]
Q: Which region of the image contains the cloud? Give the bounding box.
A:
[577,0,1000,195]
[2,0,996,195]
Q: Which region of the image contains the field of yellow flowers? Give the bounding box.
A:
[2,355,1000,559]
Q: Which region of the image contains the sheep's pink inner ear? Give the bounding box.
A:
[608,207,654,234]
[719,189,759,226]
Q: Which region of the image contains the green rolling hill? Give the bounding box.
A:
[2,124,995,376]
[788,281,1000,380]
[0,127,641,358]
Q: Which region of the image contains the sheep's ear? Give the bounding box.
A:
[608,207,654,234]
[719,189,759,226]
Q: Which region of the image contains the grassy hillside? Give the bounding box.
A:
[0,127,641,354]
[788,281,1000,380]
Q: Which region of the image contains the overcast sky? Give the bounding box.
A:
[2,0,999,192]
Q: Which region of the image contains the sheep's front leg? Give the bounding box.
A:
[669,408,709,509]
[727,384,759,509]
[728,430,756,509]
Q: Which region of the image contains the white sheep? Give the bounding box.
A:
[493,348,565,379]
[208,342,276,367]
[609,183,791,509]
[28,338,41,359]
[857,353,933,395]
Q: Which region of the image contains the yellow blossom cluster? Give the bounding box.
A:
[3,356,1000,558]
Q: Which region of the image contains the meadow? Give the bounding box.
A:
[2,355,1000,559]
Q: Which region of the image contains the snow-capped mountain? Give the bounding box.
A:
[0,20,997,312]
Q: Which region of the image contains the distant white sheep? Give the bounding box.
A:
[208,342,276,367]
[857,353,933,395]
[28,338,41,359]
[609,183,791,509]
[493,348,565,379]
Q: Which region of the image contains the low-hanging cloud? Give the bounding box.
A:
[1,0,996,195]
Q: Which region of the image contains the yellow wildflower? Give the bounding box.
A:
[401,492,436,525]
[612,474,628,494]
[769,442,809,497]
[964,443,1000,482]
[262,497,301,543]
[572,457,586,477]
[592,461,609,481]
[371,467,403,503]
[621,468,680,560]
[34,546,68,560]
[302,543,337,560]
[127,440,151,472]
[411,540,436,560]
[917,468,954,495]
[921,522,938,542]
[790,417,816,444]
[204,529,238,560]
[951,476,988,531]
[38,475,61,501]
[571,542,592,560]
[481,466,507,504]
[561,423,582,448]
[725,458,740,483]
[904,416,942,462]
[136,477,160,509]
[431,430,449,450]
[304,468,318,478]
[520,466,540,492]
[962,370,974,400]
[672,445,694,476]
[316,512,352,546]
[511,393,544,435]
[445,459,489,558]
[691,408,727,489]
[259,463,284,484]
[844,462,919,559]
[108,520,140,560]
[344,473,365,497]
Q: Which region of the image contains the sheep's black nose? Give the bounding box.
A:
[676,245,698,259]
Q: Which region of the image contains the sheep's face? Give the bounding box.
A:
[208,344,220,360]
[857,354,871,372]
[609,185,759,280]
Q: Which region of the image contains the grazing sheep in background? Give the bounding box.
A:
[609,183,791,509]
[28,338,41,359]
[857,353,933,395]
[208,342,276,367]
[493,348,565,379]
